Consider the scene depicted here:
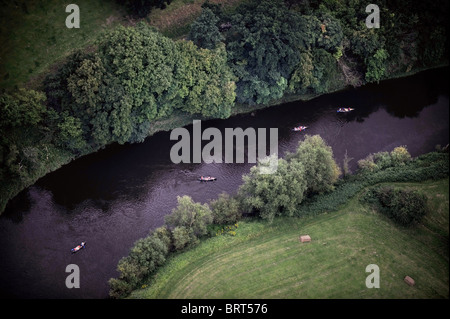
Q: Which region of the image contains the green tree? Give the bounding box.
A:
[0,89,46,131]
[365,48,389,83]
[165,195,213,238]
[238,155,308,222]
[175,42,236,119]
[172,226,197,251]
[315,12,344,53]
[226,0,311,105]
[188,8,223,50]
[288,135,341,194]
[210,192,241,224]
[56,113,86,151]
[98,22,179,128]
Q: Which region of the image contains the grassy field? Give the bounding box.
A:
[129,178,449,299]
[146,0,244,39]
[0,0,246,89]
[0,0,126,89]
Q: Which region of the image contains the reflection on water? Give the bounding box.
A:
[0,67,448,298]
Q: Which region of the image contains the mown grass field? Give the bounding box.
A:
[130,178,449,299]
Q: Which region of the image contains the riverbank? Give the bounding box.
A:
[0,63,447,216]
[2,0,449,215]
[129,168,449,298]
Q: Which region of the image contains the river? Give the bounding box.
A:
[0,67,448,299]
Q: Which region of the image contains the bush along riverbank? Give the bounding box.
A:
[1,0,449,215]
[108,138,449,298]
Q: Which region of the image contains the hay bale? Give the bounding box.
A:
[404,276,415,286]
[300,235,311,243]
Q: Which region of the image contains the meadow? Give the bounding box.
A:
[130,178,449,299]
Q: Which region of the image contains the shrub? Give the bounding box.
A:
[390,146,411,166]
[363,186,428,226]
[238,156,308,222]
[210,192,241,225]
[108,233,169,298]
[165,195,213,238]
[357,154,377,172]
[172,226,198,251]
[289,135,341,194]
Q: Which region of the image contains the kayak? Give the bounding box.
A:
[293,126,307,132]
[199,176,217,182]
[71,242,86,253]
[337,107,354,113]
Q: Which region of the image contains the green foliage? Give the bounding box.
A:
[172,226,198,251]
[226,0,310,105]
[98,22,179,127]
[0,89,46,132]
[165,195,213,238]
[0,88,48,180]
[288,135,341,194]
[288,48,339,94]
[390,146,411,165]
[188,8,223,50]
[56,113,86,152]
[365,48,389,83]
[108,232,169,298]
[315,12,344,53]
[175,42,236,119]
[350,25,384,60]
[210,192,241,225]
[300,151,448,217]
[358,146,411,173]
[362,186,428,226]
[238,155,308,222]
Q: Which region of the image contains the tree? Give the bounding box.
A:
[165,195,213,238]
[98,22,180,127]
[108,234,169,298]
[288,135,341,194]
[365,48,389,83]
[288,50,316,94]
[0,89,47,178]
[188,8,223,50]
[56,112,86,151]
[210,192,241,224]
[238,155,308,222]
[175,42,236,119]
[226,0,311,105]
[172,226,196,251]
[390,146,411,165]
[0,89,46,131]
[315,11,344,53]
[128,235,168,273]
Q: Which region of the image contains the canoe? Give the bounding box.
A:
[293,126,307,131]
[199,176,217,182]
[337,107,354,113]
[71,242,86,253]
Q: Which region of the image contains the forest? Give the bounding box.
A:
[0,0,448,213]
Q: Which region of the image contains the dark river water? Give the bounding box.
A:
[0,67,448,299]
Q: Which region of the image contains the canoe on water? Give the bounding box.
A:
[71,242,86,253]
[199,176,217,182]
[293,126,307,132]
[337,107,354,113]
